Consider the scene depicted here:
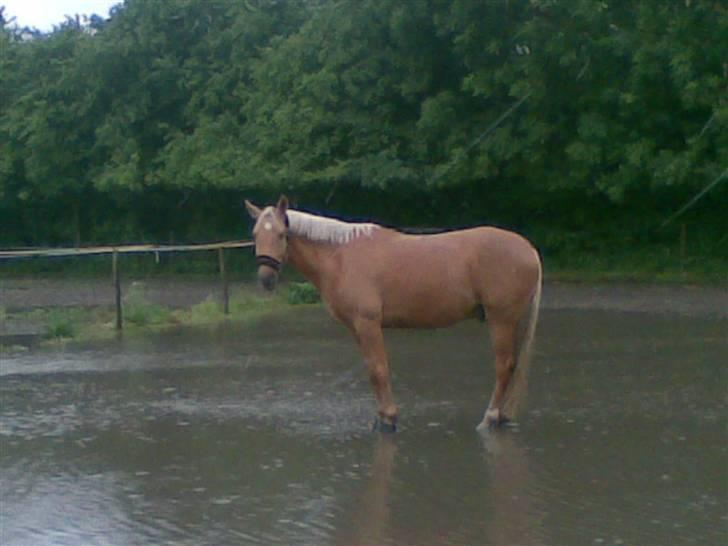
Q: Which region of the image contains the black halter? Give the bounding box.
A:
[256,254,282,272]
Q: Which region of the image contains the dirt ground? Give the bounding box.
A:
[1,277,726,337]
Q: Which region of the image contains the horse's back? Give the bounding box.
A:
[333,226,539,328]
[390,226,539,277]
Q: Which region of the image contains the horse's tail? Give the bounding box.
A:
[503,252,543,418]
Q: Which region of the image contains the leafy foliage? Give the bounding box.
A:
[287,282,321,305]
[0,0,725,270]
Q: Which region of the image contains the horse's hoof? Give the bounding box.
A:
[494,415,512,427]
[477,413,515,431]
[372,417,397,434]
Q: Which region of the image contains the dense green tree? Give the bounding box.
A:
[0,0,725,273]
[1,15,104,244]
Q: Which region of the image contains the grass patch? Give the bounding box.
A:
[169,287,287,326]
[229,288,280,314]
[286,282,321,305]
[45,310,78,339]
[544,246,728,284]
[2,282,314,349]
[123,282,172,326]
[28,307,117,344]
[0,344,29,354]
[186,296,226,324]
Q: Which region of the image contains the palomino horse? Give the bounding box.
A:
[245,196,542,432]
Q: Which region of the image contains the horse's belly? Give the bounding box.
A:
[380,285,475,328]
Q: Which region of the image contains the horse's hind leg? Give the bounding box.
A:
[350,317,398,432]
[478,318,518,430]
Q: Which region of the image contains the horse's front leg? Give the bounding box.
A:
[351,317,398,432]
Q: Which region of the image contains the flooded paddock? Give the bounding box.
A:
[1,299,726,545]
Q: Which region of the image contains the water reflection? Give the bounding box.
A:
[331,431,546,546]
[333,436,397,546]
[481,430,545,546]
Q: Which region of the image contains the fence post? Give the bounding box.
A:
[112,249,122,330]
[218,247,229,315]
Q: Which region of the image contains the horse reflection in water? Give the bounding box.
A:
[333,433,544,546]
[481,432,546,546]
[246,196,542,431]
[333,437,397,546]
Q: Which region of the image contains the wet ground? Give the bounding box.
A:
[1,289,727,545]
[2,277,728,316]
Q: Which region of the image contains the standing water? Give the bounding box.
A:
[1,296,726,545]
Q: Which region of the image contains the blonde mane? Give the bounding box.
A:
[287,210,379,245]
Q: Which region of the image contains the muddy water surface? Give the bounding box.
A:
[1,305,726,545]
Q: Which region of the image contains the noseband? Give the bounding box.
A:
[256,254,282,272]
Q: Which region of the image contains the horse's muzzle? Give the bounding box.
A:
[256,254,282,291]
[257,267,278,291]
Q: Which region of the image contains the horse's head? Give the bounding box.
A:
[245,195,289,291]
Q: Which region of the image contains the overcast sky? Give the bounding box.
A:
[3,0,120,30]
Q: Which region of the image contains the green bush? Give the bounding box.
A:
[45,310,77,339]
[286,282,321,305]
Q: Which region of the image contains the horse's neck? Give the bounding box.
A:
[287,236,337,289]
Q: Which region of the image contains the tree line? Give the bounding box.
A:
[1,0,725,271]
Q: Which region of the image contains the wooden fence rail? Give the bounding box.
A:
[0,240,255,330]
[0,240,254,259]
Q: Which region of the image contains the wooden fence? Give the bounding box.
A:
[0,240,254,330]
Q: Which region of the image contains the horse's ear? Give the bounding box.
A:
[276,195,289,216]
[245,199,261,219]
